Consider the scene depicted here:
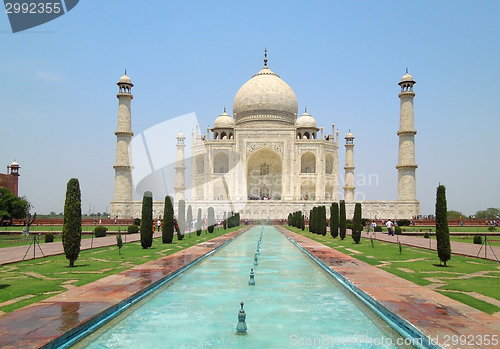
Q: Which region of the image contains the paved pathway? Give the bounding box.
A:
[363,231,500,262]
[0,231,167,265]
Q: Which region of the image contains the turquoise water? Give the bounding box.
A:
[74,226,411,348]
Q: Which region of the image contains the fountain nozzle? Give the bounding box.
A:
[236,301,247,333]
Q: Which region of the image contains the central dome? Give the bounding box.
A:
[233,66,298,126]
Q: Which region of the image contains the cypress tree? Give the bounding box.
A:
[223,211,227,230]
[321,206,328,236]
[435,185,451,266]
[331,202,339,238]
[177,199,185,241]
[208,207,215,233]
[352,203,362,244]
[309,208,315,233]
[196,208,202,236]
[187,205,193,234]
[339,200,346,240]
[140,191,153,249]
[62,178,82,267]
[162,196,174,243]
[288,213,292,226]
[301,214,305,231]
[323,206,328,236]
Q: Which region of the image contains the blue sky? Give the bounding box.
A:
[1,1,499,216]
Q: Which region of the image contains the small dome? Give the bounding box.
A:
[296,112,318,129]
[401,72,414,82]
[345,131,354,139]
[119,74,132,84]
[176,131,185,139]
[11,160,19,166]
[213,112,235,129]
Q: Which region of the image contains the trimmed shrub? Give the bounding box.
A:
[319,206,327,236]
[424,232,430,238]
[352,203,362,244]
[208,207,215,233]
[187,205,193,234]
[140,191,153,249]
[435,185,451,266]
[177,199,185,241]
[374,225,383,232]
[473,235,482,244]
[45,233,54,243]
[330,202,339,238]
[339,200,346,240]
[163,196,174,243]
[196,208,202,236]
[395,226,402,235]
[133,218,141,226]
[346,223,352,230]
[94,226,107,238]
[128,224,139,234]
[62,178,82,267]
[397,219,411,227]
[116,228,123,255]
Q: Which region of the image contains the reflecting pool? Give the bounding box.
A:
[73,226,412,348]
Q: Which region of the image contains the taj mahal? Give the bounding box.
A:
[110,53,419,221]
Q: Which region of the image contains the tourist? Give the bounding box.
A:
[386,220,394,236]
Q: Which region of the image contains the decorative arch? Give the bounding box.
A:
[213,179,229,200]
[196,154,204,175]
[213,152,229,173]
[247,147,282,200]
[195,180,204,200]
[325,153,334,174]
[301,180,316,200]
[324,180,335,200]
[301,151,316,173]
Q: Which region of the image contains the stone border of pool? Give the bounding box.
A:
[0,227,250,349]
[277,227,500,349]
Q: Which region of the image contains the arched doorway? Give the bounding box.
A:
[247,148,282,200]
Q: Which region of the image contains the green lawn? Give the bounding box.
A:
[418,234,500,247]
[0,226,242,314]
[285,226,500,315]
[0,226,131,248]
[381,226,496,233]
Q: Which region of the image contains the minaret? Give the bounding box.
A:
[7,160,20,196]
[397,70,418,201]
[343,131,355,202]
[175,131,186,201]
[112,72,134,217]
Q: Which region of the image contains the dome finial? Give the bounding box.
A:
[224,106,226,113]
[264,48,268,67]
[406,67,408,74]
[305,106,307,113]
[125,69,127,75]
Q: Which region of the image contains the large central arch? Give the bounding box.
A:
[246,148,282,200]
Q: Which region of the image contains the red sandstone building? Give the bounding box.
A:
[0,161,20,196]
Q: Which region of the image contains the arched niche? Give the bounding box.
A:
[301,151,316,173]
[300,180,316,200]
[196,154,204,175]
[325,153,334,174]
[213,152,229,173]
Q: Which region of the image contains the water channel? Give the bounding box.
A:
[72,226,413,348]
